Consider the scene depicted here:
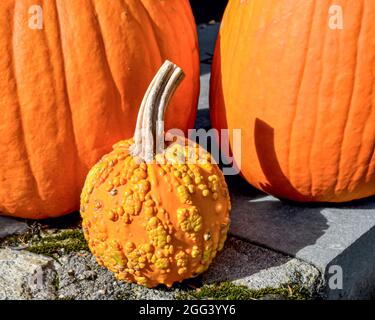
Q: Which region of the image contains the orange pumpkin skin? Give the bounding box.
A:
[80,139,230,288]
[0,0,199,219]
[211,0,375,202]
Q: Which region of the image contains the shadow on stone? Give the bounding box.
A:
[254,119,308,201]
[190,0,228,25]
[325,225,375,299]
[202,236,321,293]
[216,172,375,298]
[229,193,329,257]
[203,174,328,283]
[198,23,220,76]
[195,108,211,130]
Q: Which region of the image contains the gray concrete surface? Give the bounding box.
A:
[229,190,375,299]
[230,193,375,271]
[203,237,322,293]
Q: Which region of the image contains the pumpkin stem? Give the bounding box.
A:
[130,60,185,162]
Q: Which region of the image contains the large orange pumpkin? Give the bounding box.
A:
[211,0,375,202]
[0,0,199,219]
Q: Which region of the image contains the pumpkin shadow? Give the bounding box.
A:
[325,224,375,299]
[254,119,307,201]
[199,119,331,286]
[201,173,330,286]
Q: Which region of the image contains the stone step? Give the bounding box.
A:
[228,178,375,299]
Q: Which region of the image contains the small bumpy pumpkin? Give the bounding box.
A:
[80,61,231,288]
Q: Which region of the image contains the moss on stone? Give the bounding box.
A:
[0,232,34,248]
[52,274,60,291]
[26,229,89,257]
[1,228,90,258]
[176,281,313,300]
[115,291,134,300]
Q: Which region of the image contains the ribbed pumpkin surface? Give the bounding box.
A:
[211,0,375,202]
[0,0,199,218]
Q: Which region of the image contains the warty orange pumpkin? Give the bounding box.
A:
[210,0,375,202]
[81,61,231,288]
[0,0,199,219]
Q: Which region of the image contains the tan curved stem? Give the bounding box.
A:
[130,60,185,162]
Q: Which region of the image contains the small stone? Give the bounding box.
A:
[84,270,97,280]
[67,269,75,276]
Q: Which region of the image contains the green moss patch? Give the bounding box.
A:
[26,229,89,257]
[52,274,60,291]
[1,227,89,257]
[0,232,34,248]
[177,281,313,300]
